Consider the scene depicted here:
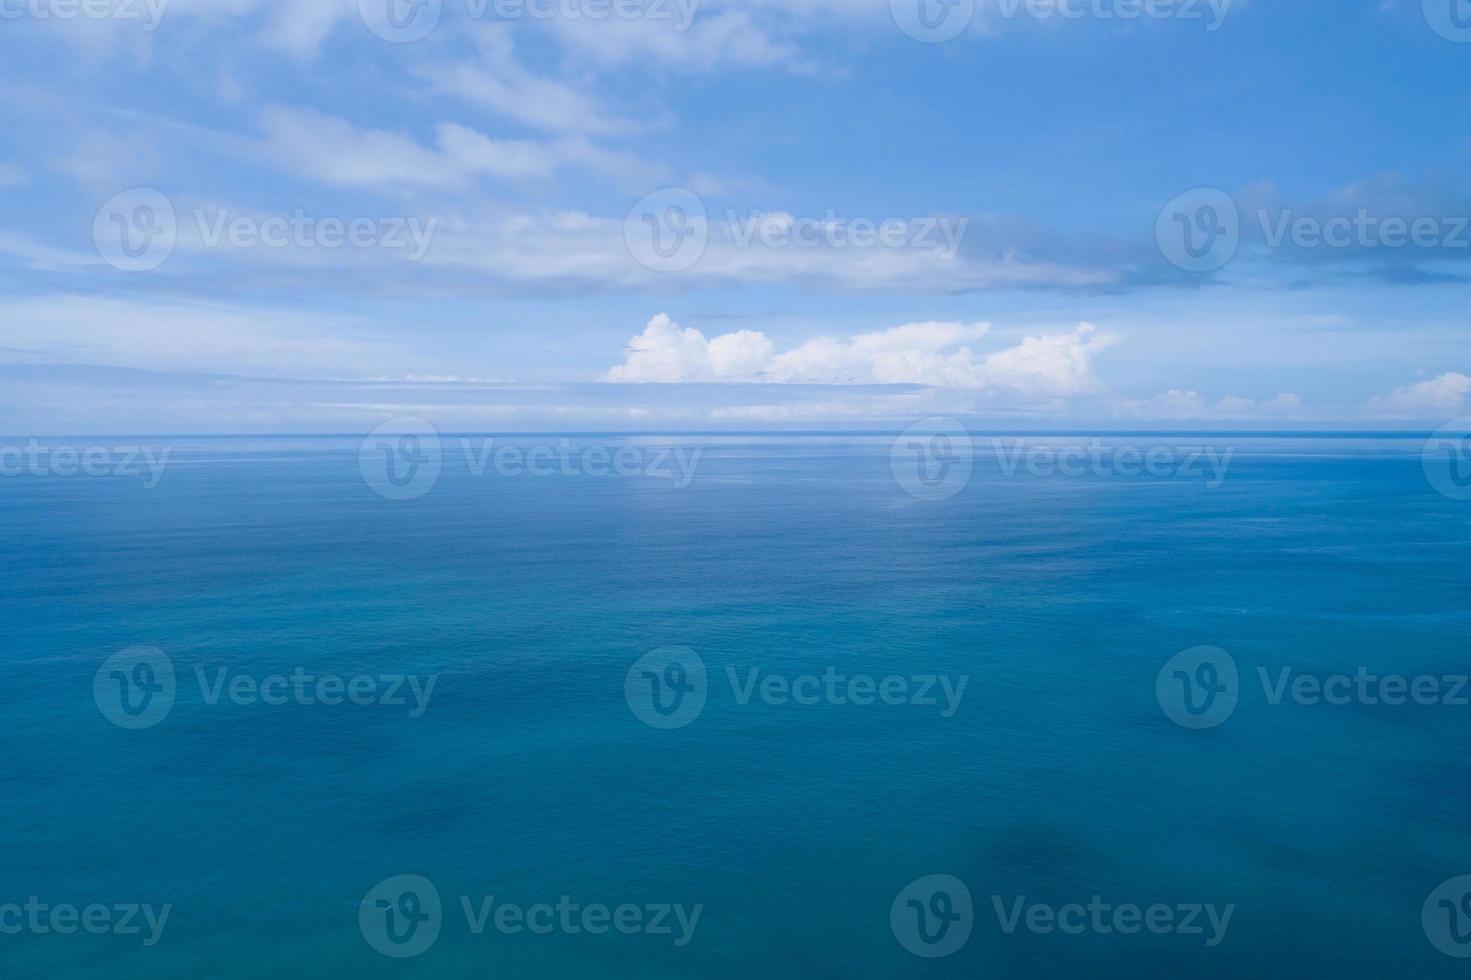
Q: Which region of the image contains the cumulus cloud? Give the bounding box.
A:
[1369,372,1471,416]
[603,314,1115,394]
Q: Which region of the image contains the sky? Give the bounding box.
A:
[0,0,1469,433]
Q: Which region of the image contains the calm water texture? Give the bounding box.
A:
[2,435,1469,978]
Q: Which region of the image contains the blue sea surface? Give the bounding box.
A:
[2,433,1469,978]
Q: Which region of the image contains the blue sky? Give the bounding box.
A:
[1,0,1468,432]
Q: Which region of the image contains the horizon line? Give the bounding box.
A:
[0,429,1444,440]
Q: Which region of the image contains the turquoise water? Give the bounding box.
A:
[3,434,1470,977]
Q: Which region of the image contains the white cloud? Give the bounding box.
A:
[603,314,773,382]
[1369,372,1471,416]
[159,0,355,59]
[52,127,161,188]
[274,207,1110,293]
[0,231,97,272]
[254,107,663,191]
[974,324,1117,396]
[604,314,1115,394]
[0,295,425,377]
[422,25,650,136]
[1112,390,1305,420]
[544,6,817,74]
[257,106,556,188]
[253,0,355,58]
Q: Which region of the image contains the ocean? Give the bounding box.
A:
[2,433,1469,977]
